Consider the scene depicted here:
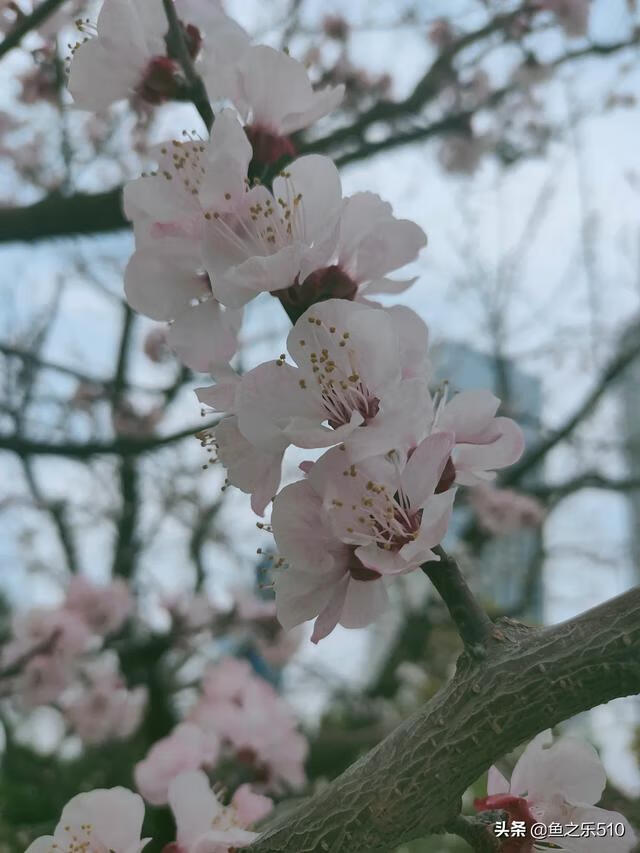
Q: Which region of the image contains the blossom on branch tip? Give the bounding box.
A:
[134,722,220,805]
[25,787,149,853]
[224,44,344,166]
[168,770,271,853]
[475,730,637,852]
[67,0,249,112]
[196,300,433,512]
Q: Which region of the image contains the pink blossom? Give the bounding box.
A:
[272,479,392,643]
[469,484,545,536]
[25,787,148,853]
[429,389,525,487]
[168,770,271,852]
[189,658,308,791]
[63,655,147,744]
[197,300,432,513]
[536,0,590,37]
[223,45,344,166]
[134,722,220,805]
[68,0,249,112]
[276,191,427,313]
[476,730,636,852]
[65,575,132,636]
[199,112,343,308]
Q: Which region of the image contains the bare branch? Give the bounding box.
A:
[422,546,493,657]
[0,0,67,60]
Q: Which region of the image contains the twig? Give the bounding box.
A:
[162,0,213,131]
[421,546,493,657]
[0,0,66,60]
[445,814,502,852]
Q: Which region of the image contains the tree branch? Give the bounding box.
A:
[0,420,219,458]
[504,322,640,485]
[162,0,213,131]
[422,546,493,657]
[248,585,640,852]
[0,0,67,60]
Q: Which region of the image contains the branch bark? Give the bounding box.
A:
[248,585,640,853]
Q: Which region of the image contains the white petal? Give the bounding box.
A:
[272,155,343,245]
[453,417,525,481]
[403,431,456,508]
[512,732,606,804]
[124,241,209,322]
[168,770,222,847]
[438,390,500,440]
[310,574,350,643]
[168,299,241,371]
[339,578,389,628]
[271,481,338,574]
[55,788,145,852]
[487,765,510,795]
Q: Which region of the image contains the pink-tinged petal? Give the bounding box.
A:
[284,409,363,449]
[358,276,417,296]
[199,828,259,849]
[403,432,456,508]
[280,83,345,134]
[196,382,238,413]
[354,543,413,576]
[272,155,343,245]
[347,379,433,463]
[512,732,606,805]
[169,770,223,847]
[487,765,511,796]
[167,299,242,372]
[338,192,393,270]
[401,489,456,561]
[25,837,58,853]
[539,803,637,853]
[124,242,209,322]
[55,788,145,851]
[231,785,273,827]
[339,577,389,628]
[68,39,143,111]
[438,390,501,441]
[233,45,342,133]
[311,574,350,643]
[208,244,304,308]
[287,300,400,394]
[276,567,341,632]
[385,305,430,378]
[453,417,525,484]
[214,417,283,515]
[236,361,322,454]
[198,109,253,209]
[271,481,338,574]
[352,219,427,284]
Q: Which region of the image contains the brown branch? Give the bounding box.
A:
[422,546,493,657]
[0,30,638,244]
[248,585,640,852]
[0,0,67,60]
[0,420,219,458]
[162,0,213,131]
[504,322,640,485]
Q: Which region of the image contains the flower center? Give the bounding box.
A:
[245,124,297,169]
[274,266,358,323]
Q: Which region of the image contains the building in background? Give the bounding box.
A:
[432,340,544,623]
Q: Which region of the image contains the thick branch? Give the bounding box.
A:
[422,546,493,656]
[248,585,640,852]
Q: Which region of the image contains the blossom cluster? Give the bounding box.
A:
[134,656,308,805]
[0,575,147,744]
[65,0,529,645]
